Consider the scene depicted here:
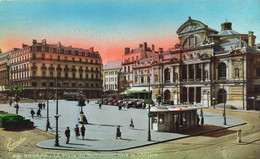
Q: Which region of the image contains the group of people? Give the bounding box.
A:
[30,102,46,118]
[65,124,86,144]
[65,119,134,144]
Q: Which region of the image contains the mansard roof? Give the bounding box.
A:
[103,60,122,70]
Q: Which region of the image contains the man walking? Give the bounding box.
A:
[30,109,35,118]
[37,109,42,117]
[81,125,86,140]
[99,103,102,109]
[46,120,53,131]
[75,125,80,140]
[116,125,122,139]
[65,127,70,144]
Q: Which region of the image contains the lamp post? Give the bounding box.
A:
[148,76,151,141]
[46,84,50,131]
[54,60,59,146]
[223,83,226,125]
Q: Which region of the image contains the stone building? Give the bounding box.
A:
[0,51,11,92]
[6,39,103,99]
[127,17,260,110]
[103,60,122,92]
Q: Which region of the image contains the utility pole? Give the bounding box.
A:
[223,83,226,125]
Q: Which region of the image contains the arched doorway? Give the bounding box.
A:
[218,89,227,103]
[164,90,171,101]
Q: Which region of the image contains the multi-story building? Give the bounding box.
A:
[103,60,122,92]
[0,51,11,92]
[121,42,159,88]
[127,17,260,110]
[7,39,103,99]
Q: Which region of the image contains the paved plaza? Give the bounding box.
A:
[0,100,246,151]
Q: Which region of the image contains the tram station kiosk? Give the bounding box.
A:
[150,106,205,132]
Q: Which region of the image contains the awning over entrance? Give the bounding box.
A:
[126,87,152,93]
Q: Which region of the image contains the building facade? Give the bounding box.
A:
[6,39,103,99]
[126,17,260,110]
[0,51,11,92]
[103,60,122,92]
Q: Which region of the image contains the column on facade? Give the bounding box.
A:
[194,64,196,81]
[187,87,189,104]
[187,65,189,81]
[194,87,196,104]
[201,63,204,81]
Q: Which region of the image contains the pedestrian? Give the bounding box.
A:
[197,114,200,126]
[81,125,86,140]
[9,99,12,106]
[119,105,122,110]
[116,125,122,139]
[99,103,102,109]
[43,103,46,109]
[130,118,134,129]
[200,109,203,117]
[87,99,89,103]
[46,120,53,131]
[75,125,80,140]
[201,116,204,126]
[40,103,43,110]
[16,103,19,114]
[65,127,70,144]
[38,103,41,109]
[31,109,35,118]
[37,109,42,117]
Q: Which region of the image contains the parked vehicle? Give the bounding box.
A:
[108,99,118,105]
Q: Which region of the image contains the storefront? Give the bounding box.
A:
[150,106,203,132]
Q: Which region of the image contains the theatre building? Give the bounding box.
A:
[7,39,103,99]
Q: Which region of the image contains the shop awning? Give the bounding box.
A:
[119,92,127,95]
[126,87,152,93]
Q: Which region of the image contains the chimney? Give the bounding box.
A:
[125,47,130,54]
[143,42,147,51]
[221,22,232,31]
[139,44,143,48]
[57,41,61,48]
[158,48,163,54]
[32,39,37,45]
[152,44,155,51]
[89,47,94,52]
[42,39,46,46]
[22,43,28,48]
[248,31,254,47]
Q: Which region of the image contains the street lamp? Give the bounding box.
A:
[148,76,151,141]
[46,84,50,131]
[223,83,226,125]
[54,60,59,146]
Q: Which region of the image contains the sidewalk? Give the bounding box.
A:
[0,101,246,151]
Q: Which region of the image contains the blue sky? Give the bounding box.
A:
[0,0,259,62]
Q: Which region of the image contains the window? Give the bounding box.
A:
[235,68,239,78]
[75,51,79,56]
[65,57,68,61]
[91,60,93,63]
[159,114,165,124]
[82,52,85,56]
[72,57,75,62]
[42,71,46,77]
[57,72,61,78]
[58,56,60,61]
[33,71,36,77]
[65,72,68,78]
[68,50,72,55]
[91,74,94,79]
[50,55,53,60]
[72,73,75,78]
[132,57,134,61]
[218,63,226,80]
[152,114,157,123]
[256,68,260,77]
[53,48,57,53]
[41,53,45,59]
[61,49,64,54]
[80,74,82,79]
[86,74,88,79]
[50,71,53,77]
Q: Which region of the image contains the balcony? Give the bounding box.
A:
[41,66,47,70]
[85,69,89,72]
[49,67,55,71]
[31,66,37,70]
[56,67,62,71]
[78,69,84,72]
[71,68,77,72]
[64,68,69,71]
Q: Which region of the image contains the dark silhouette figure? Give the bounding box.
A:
[81,125,86,140]
[16,104,19,114]
[31,109,35,118]
[130,118,134,129]
[201,117,204,126]
[116,126,122,139]
[9,99,12,106]
[99,103,102,109]
[119,105,122,110]
[75,125,80,140]
[46,120,53,131]
[37,109,42,117]
[65,127,70,144]
[87,99,89,103]
[43,103,46,109]
[197,114,200,126]
[200,109,203,117]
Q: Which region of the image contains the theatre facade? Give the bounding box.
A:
[128,17,260,110]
